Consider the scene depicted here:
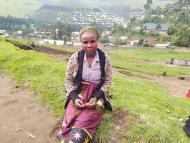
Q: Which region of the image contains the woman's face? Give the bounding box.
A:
[81,32,98,56]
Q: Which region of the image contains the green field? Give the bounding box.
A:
[1,37,190,142]
[109,48,190,76]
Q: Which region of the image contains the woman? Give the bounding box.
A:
[58,26,112,143]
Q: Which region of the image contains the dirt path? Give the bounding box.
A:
[154,76,190,97]
[113,68,190,97]
[0,75,59,143]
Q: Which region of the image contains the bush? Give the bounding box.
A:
[5,38,34,50]
[143,43,153,47]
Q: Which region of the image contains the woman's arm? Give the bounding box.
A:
[100,54,112,96]
[92,54,112,111]
[65,52,85,107]
[65,53,78,96]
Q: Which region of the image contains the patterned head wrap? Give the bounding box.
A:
[79,26,99,41]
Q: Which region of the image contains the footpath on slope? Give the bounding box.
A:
[0,73,60,143]
[113,67,190,97]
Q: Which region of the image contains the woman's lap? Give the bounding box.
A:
[63,101,103,137]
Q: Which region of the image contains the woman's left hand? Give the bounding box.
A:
[85,97,97,108]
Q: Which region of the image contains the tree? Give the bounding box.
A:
[51,30,57,40]
[167,26,176,36]
[175,11,190,25]
[144,0,153,11]
[90,21,104,34]
[100,36,110,44]
[52,20,70,40]
[177,0,190,9]
[138,39,144,45]
[63,35,67,45]
[154,6,162,15]
[112,25,127,36]
[156,24,161,30]
[56,21,65,40]
[173,24,190,47]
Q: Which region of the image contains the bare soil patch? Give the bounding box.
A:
[33,45,73,56]
[0,75,59,143]
[114,67,190,97]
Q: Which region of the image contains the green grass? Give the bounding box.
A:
[46,44,78,53]
[1,38,190,142]
[109,74,190,142]
[0,37,67,116]
[109,48,190,76]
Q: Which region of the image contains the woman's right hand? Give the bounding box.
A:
[74,99,85,108]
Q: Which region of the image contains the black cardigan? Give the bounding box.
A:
[65,49,112,111]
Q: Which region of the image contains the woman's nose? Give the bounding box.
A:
[87,43,92,47]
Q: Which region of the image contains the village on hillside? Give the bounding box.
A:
[0,0,189,49]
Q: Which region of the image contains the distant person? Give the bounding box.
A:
[57,26,112,143]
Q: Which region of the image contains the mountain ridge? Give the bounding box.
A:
[0,0,174,18]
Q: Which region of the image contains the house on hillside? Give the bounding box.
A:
[16,30,23,35]
[101,31,111,37]
[0,30,9,37]
[143,23,156,32]
[154,43,170,49]
[0,30,6,34]
[157,24,169,35]
[103,43,115,48]
[71,32,80,42]
[143,23,169,35]
[133,26,141,32]
[119,36,127,41]
[130,37,140,46]
[144,37,157,45]
[107,36,116,43]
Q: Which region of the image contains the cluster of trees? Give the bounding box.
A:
[0,16,53,34]
[51,20,71,40]
[0,15,106,41]
[143,0,190,47]
[168,25,190,47]
[165,0,190,47]
[0,16,32,34]
[0,16,72,41]
[110,0,190,47]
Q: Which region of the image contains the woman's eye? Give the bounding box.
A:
[83,41,88,44]
[91,40,96,43]
[82,40,96,44]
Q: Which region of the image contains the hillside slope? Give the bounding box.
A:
[0,0,174,18]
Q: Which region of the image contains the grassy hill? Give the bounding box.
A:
[1,37,190,142]
[55,0,174,8]
[0,0,41,18]
[0,0,174,18]
[30,5,71,22]
[109,48,190,76]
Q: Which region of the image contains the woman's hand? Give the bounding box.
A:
[85,97,97,108]
[74,99,85,108]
